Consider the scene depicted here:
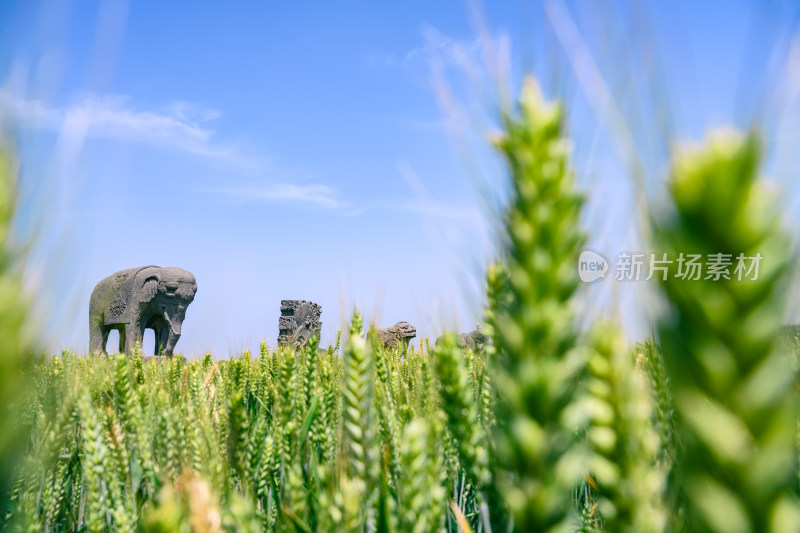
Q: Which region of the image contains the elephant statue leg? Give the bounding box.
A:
[89,323,107,356]
[151,321,165,355]
[118,325,126,354]
[124,323,141,356]
[157,325,169,355]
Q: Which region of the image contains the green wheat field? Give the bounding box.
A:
[1,80,799,532]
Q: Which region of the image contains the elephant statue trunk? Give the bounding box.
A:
[89,266,197,357]
[163,307,180,336]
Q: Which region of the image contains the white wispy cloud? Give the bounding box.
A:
[0,90,243,162]
[395,200,484,223]
[1,89,350,209]
[391,116,451,132]
[369,31,510,76]
[409,32,496,65]
[211,183,346,209]
[394,160,487,228]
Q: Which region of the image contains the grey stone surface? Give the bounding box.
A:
[460,327,489,351]
[377,321,416,349]
[436,326,489,351]
[278,300,322,348]
[778,324,800,353]
[89,266,197,356]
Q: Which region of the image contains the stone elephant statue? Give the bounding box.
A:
[89,266,197,356]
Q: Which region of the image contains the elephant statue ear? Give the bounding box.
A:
[142,276,159,301]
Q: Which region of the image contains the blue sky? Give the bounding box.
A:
[2,1,799,356]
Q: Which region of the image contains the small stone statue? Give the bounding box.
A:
[436,326,489,351]
[89,266,197,356]
[377,321,416,349]
[278,300,322,348]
